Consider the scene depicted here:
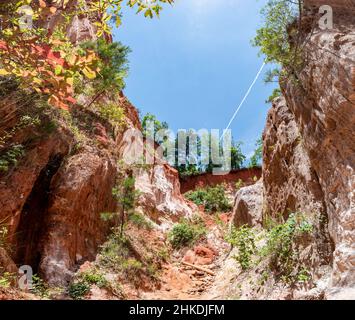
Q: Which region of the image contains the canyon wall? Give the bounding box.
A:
[230,0,355,297]
[179,168,262,194]
[0,90,193,285]
[279,3,355,289]
[0,2,193,285]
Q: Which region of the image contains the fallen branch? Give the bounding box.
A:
[181,261,216,276]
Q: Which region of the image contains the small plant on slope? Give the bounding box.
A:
[185,184,232,213]
[168,216,206,249]
[227,225,256,270]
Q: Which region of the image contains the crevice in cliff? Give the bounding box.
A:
[14,154,64,274]
[311,168,335,264]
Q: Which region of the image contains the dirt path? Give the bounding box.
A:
[141,261,216,300]
[141,213,231,300]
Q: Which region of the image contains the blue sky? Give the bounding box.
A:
[113,0,277,160]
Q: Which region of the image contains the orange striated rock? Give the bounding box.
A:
[262,5,355,294]
[0,92,193,285]
[180,168,262,194]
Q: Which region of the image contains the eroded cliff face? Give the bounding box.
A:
[0,0,195,287]
[0,88,194,286]
[280,4,355,290]
[229,1,354,298]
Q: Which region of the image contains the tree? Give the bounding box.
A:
[252,0,304,84]
[112,172,139,238]
[79,39,131,106]
[230,141,246,171]
[141,113,169,138]
[0,0,174,109]
[249,138,263,168]
[175,129,201,177]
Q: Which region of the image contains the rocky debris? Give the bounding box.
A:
[182,246,216,266]
[232,180,263,228]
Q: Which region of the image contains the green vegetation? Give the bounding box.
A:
[31,275,50,298]
[80,270,109,288]
[168,216,207,249]
[235,179,244,191]
[0,144,25,173]
[112,175,140,237]
[266,88,282,104]
[0,272,13,289]
[252,0,302,69]
[228,213,315,284]
[249,138,263,168]
[230,141,247,171]
[252,0,304,104]
[129,213,153,230]
[141,113,247,177]
[79,40,131,107]
[185,184,232,213]
[142,113,169,138]
[68,269,109,300]
[227,226,256,270]
[68,281,91,300]
[98,103,126,127]
[98,233,144,283]
[261,213,313,281]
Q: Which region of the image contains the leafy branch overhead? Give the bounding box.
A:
[0,0,174,109]
[252,0,305,99]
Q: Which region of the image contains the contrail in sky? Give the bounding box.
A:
[220,61,266,141]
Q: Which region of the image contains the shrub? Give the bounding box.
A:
[168,217,206,249]
[235,179,244,191]
[99,234,131,270]
[121,258,143,278]
[0,272,14,289]
[252,0,302,68]
[81,270,108,289]
[99,103,126,127]
[68,267,108,300]
[68,281,91,300]
[80,40,130,95]
[266,88,282,104]
[156,248,169,262]
[0,144,25,173]
[112,176,140,237]
[31,275,49,298]
[227,213,314,284]
[185,189,206,206]
[261,213,314,282]
[185,185,232,213]
[129,213,153,230]
[227,225,256,270]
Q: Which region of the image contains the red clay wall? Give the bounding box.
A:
[180,168,262,194]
